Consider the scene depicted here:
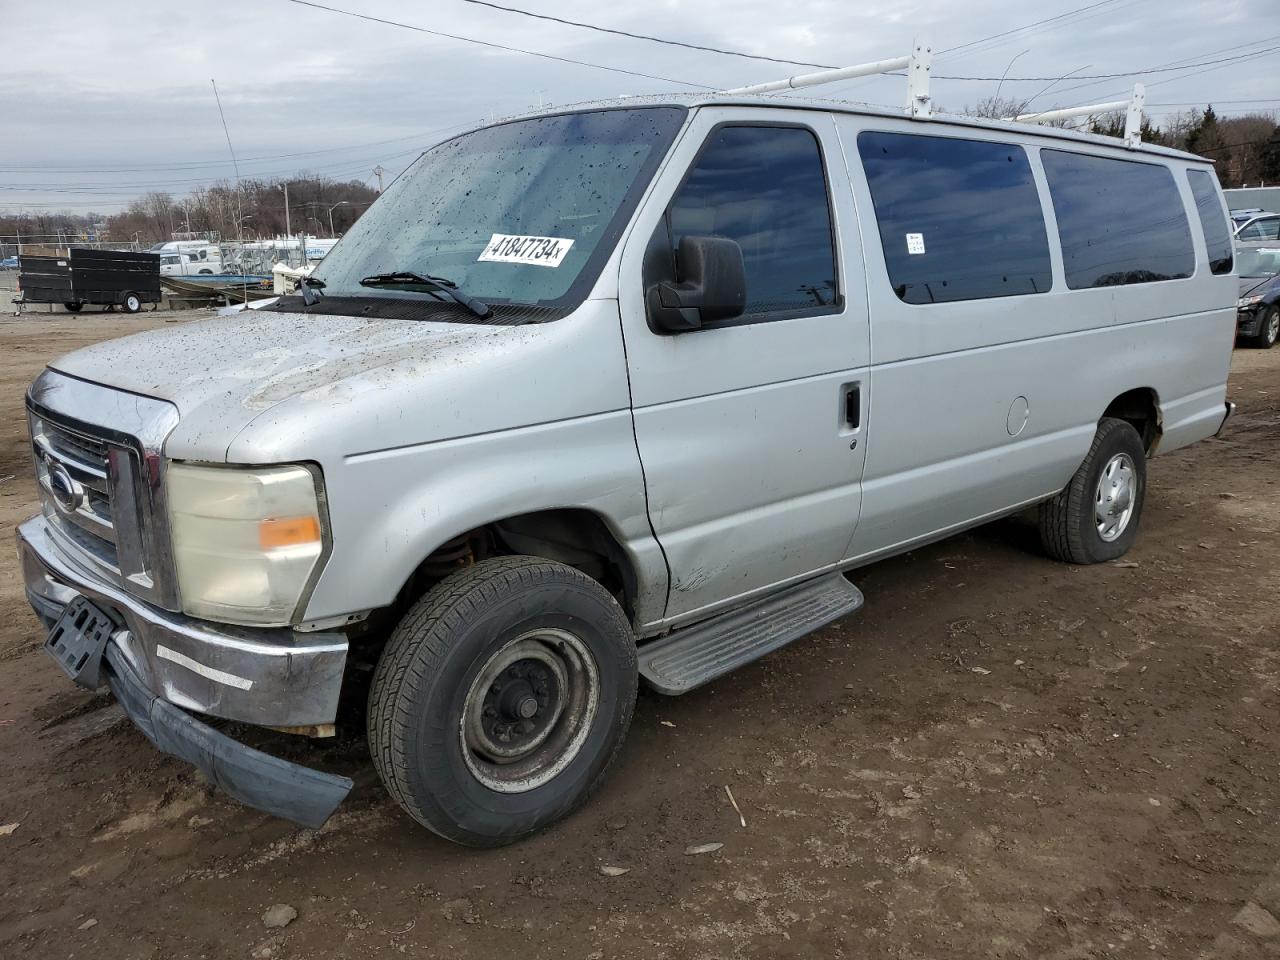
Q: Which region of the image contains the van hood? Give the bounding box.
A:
[47,309,538,461]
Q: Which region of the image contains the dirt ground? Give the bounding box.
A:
[0,311,1277,960]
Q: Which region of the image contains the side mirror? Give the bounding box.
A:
[647,235,746,333]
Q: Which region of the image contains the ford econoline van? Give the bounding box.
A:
[18,95,1237,845]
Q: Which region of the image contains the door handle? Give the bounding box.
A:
[843,384,861,430]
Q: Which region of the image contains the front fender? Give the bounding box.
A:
[300,409,668,628]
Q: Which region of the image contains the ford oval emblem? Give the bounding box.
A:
[46,460,84,515]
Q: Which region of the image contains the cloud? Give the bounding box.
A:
[0,0,1273,212]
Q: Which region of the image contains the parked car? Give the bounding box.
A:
[1230,206,1267,227]
[1235,241,1280,348]
[0,255,18,270]
[18,96,1236,846]
[1235,213,1280,241]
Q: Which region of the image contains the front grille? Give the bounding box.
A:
[32,416,122,575]
[27,369,181,610]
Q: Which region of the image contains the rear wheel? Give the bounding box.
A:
[368,556,637,847]
[64,302,82,312]
[122,292,141,314]
[1250,305,1279,349]
[1039,417,1147,564]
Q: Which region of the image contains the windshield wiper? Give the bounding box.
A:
[298,275,325,307]
[359,271,492,318]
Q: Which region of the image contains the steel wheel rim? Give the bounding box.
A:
[127,295,139,311]
[460,627,599,794]
[1095,452,1137,542]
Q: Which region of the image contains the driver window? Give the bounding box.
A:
[668,125,839,319]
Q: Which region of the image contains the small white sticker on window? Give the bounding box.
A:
[906,233,926,255]
[478,233,575,268]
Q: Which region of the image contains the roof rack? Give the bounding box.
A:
[1007,83,1147,149]
[724,41,934,119]
[723,51,1148,149]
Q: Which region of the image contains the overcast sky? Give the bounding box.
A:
[1,0,1276,214]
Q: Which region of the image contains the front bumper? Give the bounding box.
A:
[1238,307,1264,337]
[19,515,347,727]
[18,515,353,828]
[102,641,351,828]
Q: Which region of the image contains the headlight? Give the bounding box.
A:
[1238,295,1263,308]
[167,463,326,626]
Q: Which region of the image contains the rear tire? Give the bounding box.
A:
[1039,417,1147,564]
[1249,305,1279,349]
[122,292,141,314]
[64,302,82,312]
[367,556,637,847]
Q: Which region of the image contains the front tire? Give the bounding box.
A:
[1249,305,1279,349]
[368,556,637,847]
[1039,417,1147,564]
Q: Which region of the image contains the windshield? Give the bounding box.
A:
[1237,247,1280,278]
[313,107,686,310]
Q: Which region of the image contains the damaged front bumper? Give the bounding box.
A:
[17,515,352,828]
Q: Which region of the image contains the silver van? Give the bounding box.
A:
[17,95,1237,845]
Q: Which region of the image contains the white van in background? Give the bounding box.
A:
[150,241,222,276]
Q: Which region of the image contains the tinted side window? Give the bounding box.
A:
[857,132,1052,304]
[669,125,837,317]
[1185,169,1233,275]
[1041,150,1195,289]
[1239,218,1280,241]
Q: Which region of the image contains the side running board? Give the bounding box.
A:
[638,574,864,695]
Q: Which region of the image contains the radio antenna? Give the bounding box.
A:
[211,78,250,306]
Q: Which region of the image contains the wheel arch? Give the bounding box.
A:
[1102,387,1162,456]
[386,507,656,628]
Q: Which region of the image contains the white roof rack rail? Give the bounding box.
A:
[1008,83,1147,148]
[724,41,933,119]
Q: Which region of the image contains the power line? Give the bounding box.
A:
[0,122,476,174]
[282,0,716,89]
[1149,99,1280,106]
[1035,34,1280,103]
[936,0,1123,57]
[455,0,833,69]
[929,46,1280,81]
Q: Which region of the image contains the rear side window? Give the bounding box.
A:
[857,132,1052,304]
[1041,150,1194,288]
[1185,169,1233,274]
[668,125,838,317]
[1238,217,1280,241]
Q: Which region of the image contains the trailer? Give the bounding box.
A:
[14,247,160,315]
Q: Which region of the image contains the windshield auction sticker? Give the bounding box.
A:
[479,234,575,268]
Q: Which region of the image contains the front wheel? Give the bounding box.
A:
[1250,305,1279,349]
[368,556,637,847]
[1039,417,1147,564]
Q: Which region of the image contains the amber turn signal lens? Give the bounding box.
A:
[258,515,322,550]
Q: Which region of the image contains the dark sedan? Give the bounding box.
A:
[1236,242,1280,349]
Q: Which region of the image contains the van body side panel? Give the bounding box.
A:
[835,116,1235,561]
[617,107,872,627]
[846,309,1229,559]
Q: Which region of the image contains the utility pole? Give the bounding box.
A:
[282,182,293,266]
[373,165,385,193]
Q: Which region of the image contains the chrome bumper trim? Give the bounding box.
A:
[18,515,347,727]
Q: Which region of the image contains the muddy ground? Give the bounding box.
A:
[0,311,1277,960]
